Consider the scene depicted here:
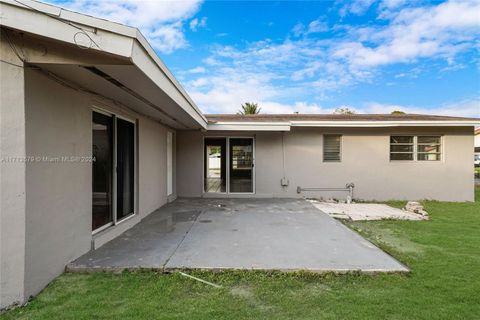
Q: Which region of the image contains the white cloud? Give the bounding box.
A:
[379,0,408,10]
[292,18,328,37]
[48,0,203,53]
[186,1,480,114]
[189,17,207,31]
[339,0,376,17]
[292,23,306,37]
[308,19,329,33]
[187,66,206,74]
[334,1,480,67]
[360,98,480,118]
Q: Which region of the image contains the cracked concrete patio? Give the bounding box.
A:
[68,198,408,273]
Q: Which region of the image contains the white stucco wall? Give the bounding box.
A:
[176,127,474,202]
[138,117,175,216]
[176,131,203,197]
[21,68,175,302]
[0,42,27,309]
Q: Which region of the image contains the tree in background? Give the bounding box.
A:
[333,107,355,115]
[238,102,261,115]
[391,110,406,115]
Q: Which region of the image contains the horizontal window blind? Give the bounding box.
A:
[390,135,441,161]
[323,135,341,162]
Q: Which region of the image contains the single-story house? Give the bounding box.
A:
[1,0,479,309]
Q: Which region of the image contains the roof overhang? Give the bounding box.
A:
[0,0,207,130]
[207,122,291,131]
[290,120,480,127]
[207,120,480,131]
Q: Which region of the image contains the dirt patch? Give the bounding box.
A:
[230,286,255,300]
[229,286,274,311]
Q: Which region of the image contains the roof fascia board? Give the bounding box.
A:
[131,41,207,128]
[290,120,480,127]
[206,120,479,131]
[207,122,291,131]
[133,31,208,125]
[2,0,137,36]
[0,2,134,57]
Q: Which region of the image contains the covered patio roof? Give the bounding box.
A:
[0,0,207,130]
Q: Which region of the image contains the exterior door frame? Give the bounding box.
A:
[92,106,137,234]
[203,136,255,195]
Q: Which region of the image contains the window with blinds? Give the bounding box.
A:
[323,134,342,162]
[390,135,441,161]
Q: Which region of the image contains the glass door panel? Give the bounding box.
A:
[92,112,113,230]
[116,118,135,220]
[229,138,253,193]
[204,138,226,193]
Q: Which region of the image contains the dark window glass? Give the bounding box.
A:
[390,145,414,152]
[390,153,414,161]
[92,112,113,230]
[390,136,413,144]
[116,118,135,220]
[323,135,341,162]
[418,136,441,144]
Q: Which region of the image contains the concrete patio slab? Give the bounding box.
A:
[309,201,426,221]
[69,198,408,273]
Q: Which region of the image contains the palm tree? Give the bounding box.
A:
[238,102,261,115]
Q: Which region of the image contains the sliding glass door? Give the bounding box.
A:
[116,118,135,220]
[204,138,227,193]
[229,138,254,193]
[92,112,113,230]
[92,111,135,232]
[203,137,254,194]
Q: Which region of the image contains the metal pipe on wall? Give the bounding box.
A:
[296,183,355,203]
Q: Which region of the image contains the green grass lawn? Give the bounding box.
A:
[2,189,480,320]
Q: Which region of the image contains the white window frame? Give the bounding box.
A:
[390,135,443,162]
[323,134,342,162]
[92,107,137,234]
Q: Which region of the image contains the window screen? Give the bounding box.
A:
[323,135,341,162]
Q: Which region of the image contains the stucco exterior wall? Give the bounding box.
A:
[176,131,203,197]
[0,41,26,309]
[22,68,175,302]
[138,117,176,216]
[176,127,474,201]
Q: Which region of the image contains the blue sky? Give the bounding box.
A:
[48,0,480,116]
